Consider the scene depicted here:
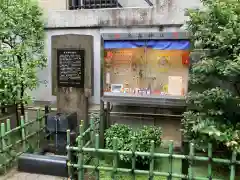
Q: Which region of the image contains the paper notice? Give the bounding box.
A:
[168,76,183,96]
[106,72,110,84]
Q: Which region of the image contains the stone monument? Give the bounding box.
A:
[51,34,93,128]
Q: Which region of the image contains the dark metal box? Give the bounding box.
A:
[46,112,78,133]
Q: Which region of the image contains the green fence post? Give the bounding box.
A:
[6,119,11,168]
[78,124,84,180]
[20,116,26,152]
[90,115,94,145]
[40,110,45,134]
[208,143,212,179]
[95,134,100,180]
[1,123,6,173]
[182,140,189,180]
[80,120,84,144]
[131,137,136,180]
[168,141,173,180]
[149,140,155,180]
[230,151,237,180]
[0,123,5,148]
[6,119,11,146]
[79,120,84,143]
[112,137,118,180]
[67,129,72,179]
[99,100,105,148]
[188,143,194,180]
[24,112,29,135]
[24,112,28,122]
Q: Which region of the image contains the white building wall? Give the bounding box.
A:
[30,27,167,104]
[30,0,203,105]
[38,0,201,10]
[118,0,150,7]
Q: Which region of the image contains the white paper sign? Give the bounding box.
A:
[106,72,110,84]
[168,76,183,96]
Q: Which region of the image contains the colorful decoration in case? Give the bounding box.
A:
[182,51,190,65]
[163,84,168,93]
[112,51,132,65]
[157,56,170,72]
[104,51,113,67]
[106,51,113,58]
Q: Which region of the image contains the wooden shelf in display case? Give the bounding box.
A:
[102,92,186,108]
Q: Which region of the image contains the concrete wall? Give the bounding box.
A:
[46,0,202,28]
[38,0,151,10]
[38,0,67,11]
[118,0,150,7]
[38,0,201,11]
[30,0,202,104]
[30,27,167,104]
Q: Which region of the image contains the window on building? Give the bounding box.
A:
[69,0,119,9]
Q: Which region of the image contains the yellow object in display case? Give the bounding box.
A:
[163,84,168,93]
[155,56,170,72]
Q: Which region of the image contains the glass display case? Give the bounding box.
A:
[101,32,190,107]
[100,33,190,144]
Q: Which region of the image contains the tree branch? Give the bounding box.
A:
[2,39,13,48]
[16,54,25,116]
[233,83,240,96]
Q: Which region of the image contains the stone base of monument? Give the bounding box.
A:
[18,112,78,177]
[18,153,68,177]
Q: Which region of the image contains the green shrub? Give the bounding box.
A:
[135,126,162,165]
[105,124,132,150]
[105,124,162,165]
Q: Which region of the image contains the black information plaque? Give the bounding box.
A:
[57,49,85,88]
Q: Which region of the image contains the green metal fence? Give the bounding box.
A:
[0,108,239,179]
[67,115,240,180]
[0,108,47,174]
[0,106,100,175]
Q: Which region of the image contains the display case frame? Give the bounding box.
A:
[100,32,190,107]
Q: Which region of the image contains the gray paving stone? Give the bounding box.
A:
[0,170,67,180]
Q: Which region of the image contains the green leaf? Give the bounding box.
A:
[182,0,240,152]
[0,0,46,105]
[105,124,162,165]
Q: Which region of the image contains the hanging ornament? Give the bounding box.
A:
[104,51,113,69]
[182,52,190,66]
[157,56,170,72]
[107,51,113,58]
[132,62,137,71]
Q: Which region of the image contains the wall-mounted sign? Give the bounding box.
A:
[101,32,190,40]
[57,49,85,88]
[168,76,183,96]
[112,51,133,66]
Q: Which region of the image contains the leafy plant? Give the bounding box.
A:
[105,124,132,151]
[134,126,162,165]
[0,0,46,115]
[182,0,240,152]
[105,124,162,165]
